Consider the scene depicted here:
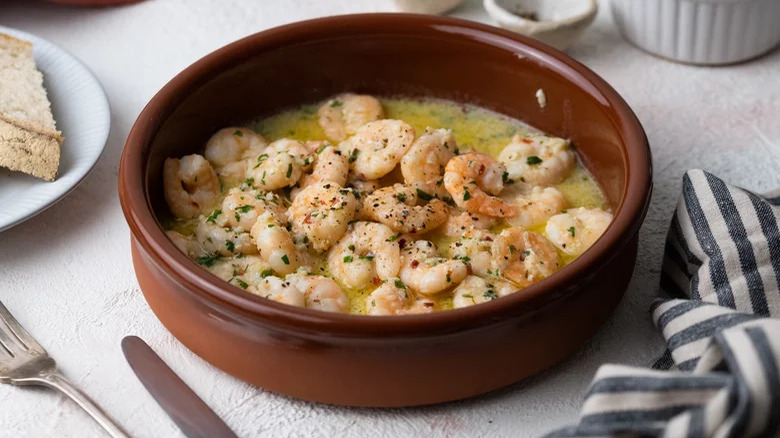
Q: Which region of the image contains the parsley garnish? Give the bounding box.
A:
[316,144,327,154]
[206,209,222,223]
[394,280,406,289]
[286,163,293,178]
[260,269,273,278]
[195,253,221,267]
[330,100,343,107]
[483,289,498,300]
[348,149,360,164]
[568,226,576,237]
[225,240,235,252]
[235,278,249,289]
[396,193,406,202]
[416,189,433,201]
[502,171,514,184]
[527,156,543,165]
[237,205,252,213]
[281,254,290,265]
[359,254,374,261]
[343,255,354,263]
[463,189,471,201]
[233,130,243,137]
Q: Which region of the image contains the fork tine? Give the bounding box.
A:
[0,301,45,355]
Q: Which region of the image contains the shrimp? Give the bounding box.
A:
[443,210,499,236]
[288,273,349,313]
[163,154,221,219]
[317,93,384,141]
[219,188,286,231]
[443,153,516,217]
[491,227,559,288]
[399,240,468,295]
[545,207,613,256]
[206,255,266,283]
[400,128,456,185]
[327,221,402,289]
[204,127,267,168]
[447,229,495,277]
[289,182,359,252]
[498,133,575,186]
[365,281,435,316]
[295,144,349,192]
[250,211,301,275]
[360,183,448,234]
[344,119,415,180]
[452,276,517,309]
[166,230,199,258]
[194,217,257,257]
[247,275,306,308]
[501,184,567,228]
[246,138,313,191]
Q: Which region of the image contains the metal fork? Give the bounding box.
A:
[0,301,130,437]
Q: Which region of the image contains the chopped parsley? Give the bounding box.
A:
[243,177,255,186]
[483,289,498,300]
[330,100,343,107]
[286,163,293,178]
[234,278,249,289]
[387,234,400,241]
[343,255,354,263]
[195,253,221,267]
[348,149,360,164]
[568,226,576,237]
[260,269,273,278]
[454,255,471,262]
[416,188,433,201]
[237,205,253,213]
[502,171,514,184]
[348,244,355,252]
[527,156,543,165]
[396,193,406,203]
[225,240,235,252]
[281,254,290,265]
[463,189,471,201]
[316,144,327,154]
[359,254,374,261]
[394,280,406,289]
[233,130,243,137]
[206,209,222,223]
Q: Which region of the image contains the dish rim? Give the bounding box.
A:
[119,13,652,336]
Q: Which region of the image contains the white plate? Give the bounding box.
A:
[0,25,110,232]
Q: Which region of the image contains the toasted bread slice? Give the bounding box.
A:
[0,33,63,181]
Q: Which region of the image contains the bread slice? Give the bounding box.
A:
[0,33,63,181]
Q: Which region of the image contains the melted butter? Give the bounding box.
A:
[171,97,609,315]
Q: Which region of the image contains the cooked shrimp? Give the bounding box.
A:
[289,182,359,252]
[501,184,567,228]
[194,217,257,256]
[498,133,575,186]
[327,221,401,289]
[204,127,267,168]
[399,240,468,295]
[447,229,495,277]
[545,207,613,256]
[491,227,559,288]
[288,273,349,313]
[206,255,266,283]
[247,275,305,308]
[246,138,313,191]
[163,154,221,219]
[443,153,516,217]
[452,276,517,309]
[317,93,384,141]
[345,119,415,180]
[250,211,301,275]
[401,128,456,185]
[166,230,199,258]
[220,188,285,231]
[295,144,349,192]
[360,183,448,234]
[365,281,435,316]
[443,210,499,236]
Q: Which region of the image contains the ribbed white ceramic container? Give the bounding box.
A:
[611,0,780,65]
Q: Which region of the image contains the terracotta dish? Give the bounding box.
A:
[119,14,652,407]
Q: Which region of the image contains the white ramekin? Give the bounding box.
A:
[610,0,780,65]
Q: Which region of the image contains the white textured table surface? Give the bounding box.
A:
[1,0,779,437]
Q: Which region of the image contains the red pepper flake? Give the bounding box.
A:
[522,138,533,144]
[372,277,381,286]
[303,213,312,224]
[410,260,420,268]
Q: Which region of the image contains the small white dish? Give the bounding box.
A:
[0,26,110,232]
[611,0,780,65]
[394,0,465,15]
[483,0,598,51]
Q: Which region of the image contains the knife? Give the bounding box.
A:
[121,336,238,438]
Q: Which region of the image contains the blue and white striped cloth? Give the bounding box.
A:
[547,170,780,438]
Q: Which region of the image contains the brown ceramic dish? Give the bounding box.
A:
[119,14,651,407]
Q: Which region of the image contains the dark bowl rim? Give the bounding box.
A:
[119,13,652,337]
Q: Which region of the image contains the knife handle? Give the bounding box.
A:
[38,372,131,438]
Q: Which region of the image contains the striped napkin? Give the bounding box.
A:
[547,169,780,438]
